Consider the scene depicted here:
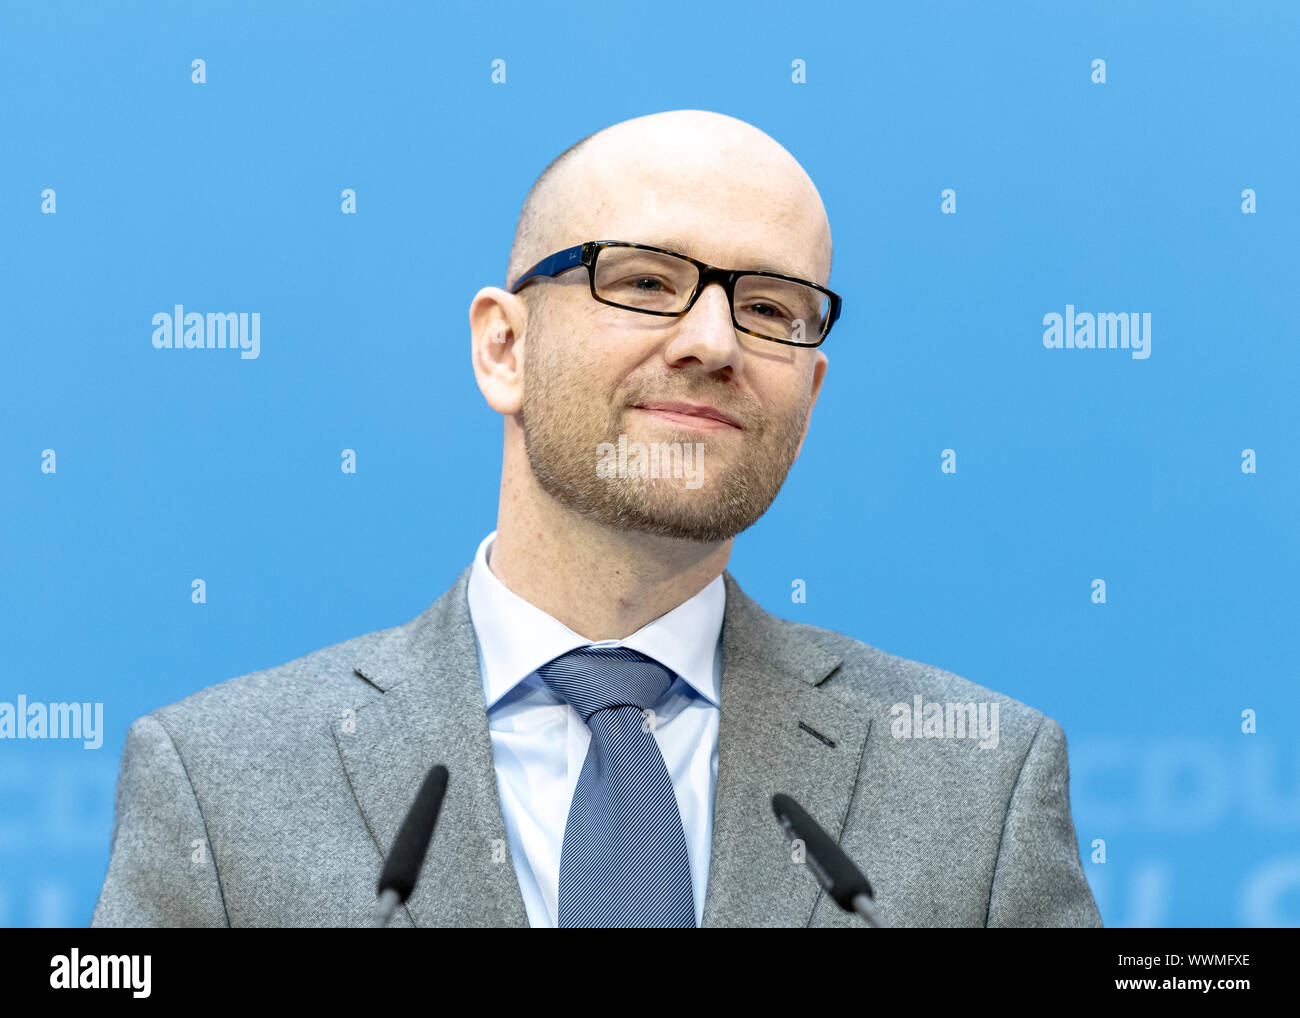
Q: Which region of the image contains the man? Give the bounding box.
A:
[91,109,1101,928]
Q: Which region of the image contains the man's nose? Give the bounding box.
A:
[663,282,743,373]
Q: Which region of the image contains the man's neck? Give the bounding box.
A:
[489,494,731,642]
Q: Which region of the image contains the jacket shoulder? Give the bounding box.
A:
[769,612,1050,738]
[145,621,403,741]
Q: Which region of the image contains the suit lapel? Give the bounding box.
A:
[332,564,872,929]
[332,566,529,927]
[701,572,873,927]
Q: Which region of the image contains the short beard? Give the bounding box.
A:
[519,321,811,544]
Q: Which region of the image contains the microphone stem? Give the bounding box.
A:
[375,888,402,928]
[851,892,887,928]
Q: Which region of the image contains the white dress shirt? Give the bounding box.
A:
[465,530,724,927]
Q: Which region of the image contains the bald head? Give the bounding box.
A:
[505,110,833,295]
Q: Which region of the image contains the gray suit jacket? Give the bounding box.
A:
[90,566,1102,927]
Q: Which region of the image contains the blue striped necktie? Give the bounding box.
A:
[537,645,696,927]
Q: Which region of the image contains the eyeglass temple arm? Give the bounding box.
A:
[510,244,587,293]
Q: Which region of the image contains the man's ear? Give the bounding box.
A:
[470,287,528,416]
[793,350,828,461]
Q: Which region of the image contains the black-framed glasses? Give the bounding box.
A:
[510,240,842,348]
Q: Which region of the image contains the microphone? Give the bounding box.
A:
[771,792,887,928]
[375,764,449,927]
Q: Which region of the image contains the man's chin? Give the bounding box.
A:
[589,486,767,544]
[599,512,746,545]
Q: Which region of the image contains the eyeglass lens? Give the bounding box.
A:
[592,246,829,344]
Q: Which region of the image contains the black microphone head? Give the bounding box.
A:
[772,792,873,910]
[377,764,449,903]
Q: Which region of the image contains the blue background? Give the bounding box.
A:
[2,0,1296,927]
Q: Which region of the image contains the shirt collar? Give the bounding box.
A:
[466,530,724,711]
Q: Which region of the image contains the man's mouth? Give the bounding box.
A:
[630,401,744,431]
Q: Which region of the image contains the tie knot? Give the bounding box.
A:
[537,646,675,720]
